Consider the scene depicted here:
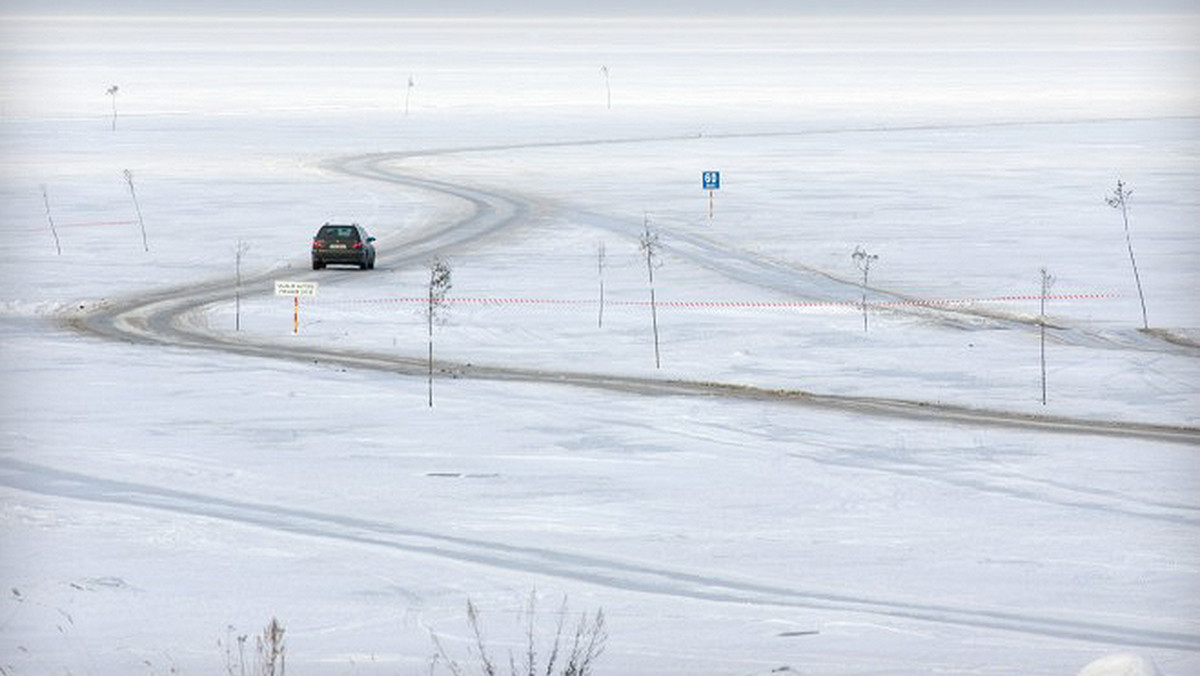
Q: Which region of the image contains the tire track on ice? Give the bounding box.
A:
[328,126,1200,356]
[64,151,1200,446]
[2,457,1196,653]
[317,151,1200,445]
[676,419,1200,527]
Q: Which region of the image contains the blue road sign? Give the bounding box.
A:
[702,171,720,190]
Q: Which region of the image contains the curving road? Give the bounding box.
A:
[63,142,1200,447]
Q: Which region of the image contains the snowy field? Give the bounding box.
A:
[2,12,1200,676]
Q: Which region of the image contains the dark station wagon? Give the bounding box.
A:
[312,223,376,270]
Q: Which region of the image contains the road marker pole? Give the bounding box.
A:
[274,280,319,335]
[702,171,720,225]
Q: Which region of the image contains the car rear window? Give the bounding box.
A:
[318,226,358,240]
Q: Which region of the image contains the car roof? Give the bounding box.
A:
[318,223,364,233]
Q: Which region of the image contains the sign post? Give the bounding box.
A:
[274,280,318,334]
[702,171,720,224]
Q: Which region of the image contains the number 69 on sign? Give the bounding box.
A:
[702,171,720,223]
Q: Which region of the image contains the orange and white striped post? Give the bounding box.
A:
[274,280,318,335]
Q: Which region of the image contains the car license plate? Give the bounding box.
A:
[330,244,347,249]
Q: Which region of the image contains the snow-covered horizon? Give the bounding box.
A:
[5,0,1200,19]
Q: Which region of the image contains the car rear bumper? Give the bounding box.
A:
[313,249,367,264]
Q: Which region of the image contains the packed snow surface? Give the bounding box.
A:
[2,13,1199,676]
[1077,653,1163,676]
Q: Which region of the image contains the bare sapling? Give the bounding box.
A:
[220,625,249,676]
[522,591,537,676]
[467,601,498,676]
[255,617,285,676]
[106,85,119,131]
[41,185,61,255]
[430,593,607,676]
[427,257,453,407]
[851,246,878,333]
[564,606,606,676]
[639,215,663,369]
[123,169,148,252]
[1039,267,1055,406]
[1106,179,1148,329]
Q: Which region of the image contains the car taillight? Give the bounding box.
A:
[352,241,363,249]
[313,239,324,249]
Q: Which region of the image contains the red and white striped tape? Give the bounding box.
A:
[55,220,139,228]
[307,293,1115,309]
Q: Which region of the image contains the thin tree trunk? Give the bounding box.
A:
[1040,267,1053,406]
[860,269,869,333]
[428,293,434,408]
[124,170,148,252]
[41,186,61,255]
[235,242,242,332]
[1120,200,1149,330]
[1040,289,1047,406]
[646,251,660,369]
[597,242,606,329]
